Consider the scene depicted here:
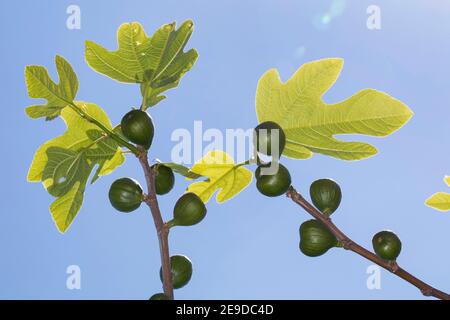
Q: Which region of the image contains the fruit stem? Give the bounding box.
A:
[286,186,450,300]
[141,82,150,111]
[236,159,252,167]
[137,149,174,299]
[335,241,345,248]
[165,219,176,229]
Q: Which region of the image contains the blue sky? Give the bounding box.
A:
[1,0,449,299]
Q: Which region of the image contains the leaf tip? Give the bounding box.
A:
[84,40,98,55]
[24,106,33,118]
[311,57,344,69]
[425,192,450,212]
[84,39,94,47]
[162,21,176,32]
[56,225,68,234]
[181,19,194,31]
[326,57,344,66]
[359,146,378,160]
[190,48,200,61]
[259,68,281,84]
[54,218,71,234]
[444,176,450,186]
[424,196,441,211]
[24,65,36,82]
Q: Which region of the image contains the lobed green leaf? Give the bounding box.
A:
[85,20,198,108]
[186,151,253,203]
[28,102,125,232]
[256,58,414,161]
[25,56,78,120]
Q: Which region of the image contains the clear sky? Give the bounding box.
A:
[1,0,449,299]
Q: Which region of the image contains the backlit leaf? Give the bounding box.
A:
[25,56,78,120]
[85,20,198,108]
[256,58,413,160]
[426,176,450,212]
[27,102,125,232]
[187,151,253,203]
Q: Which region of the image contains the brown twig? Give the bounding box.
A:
[137,150,174,299]
[286,185,450,300]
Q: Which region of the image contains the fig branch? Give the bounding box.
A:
[137,150,174,299]
[286,186,450,300]
[108,109,195,300]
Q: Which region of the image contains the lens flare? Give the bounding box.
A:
[312,0,347,30]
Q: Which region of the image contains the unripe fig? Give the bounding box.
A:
[254,121,286,156]
[149,293,169,300]
[121,109,154,149]
[152,164,175,195]
[108,178,143,212]
[310,179,342,216]
[160,255,193,289]
[171,193,207,227]
[372,230,402,261]
[255,163,291,197]
[299,219,338,257]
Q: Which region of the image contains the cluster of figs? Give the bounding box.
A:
[253,121,403,261]
[108,110,402,300]
[108,109,205,299]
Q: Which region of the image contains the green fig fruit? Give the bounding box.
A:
[310,179,342,216]
[152,164,175,195]
[372,230,402,261]
[121,109,154,149]
[254,121,286,157]
[171,193,207,227]
[255,163,291,197]
[299,219,338,257]
[149,293,169,300]
[160,255,193,289]
[108,178,143,212]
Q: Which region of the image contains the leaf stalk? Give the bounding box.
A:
[68,102,140,155]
